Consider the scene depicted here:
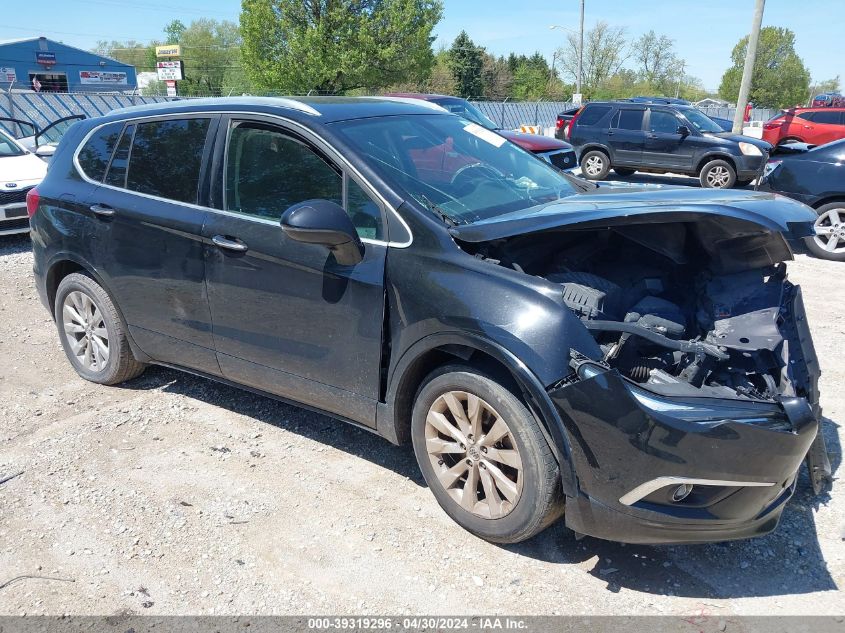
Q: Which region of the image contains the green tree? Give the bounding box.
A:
[556,21,628,98]
[811,76,840,96]
[480,53,512,100]
[93,40,156,72]
[177,19,242,96]
[718,26,810,109]
[240,0,442,94]
[448,31,484,98]
[163,20,187,45]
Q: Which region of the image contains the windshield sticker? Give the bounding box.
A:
[464,123,507,148]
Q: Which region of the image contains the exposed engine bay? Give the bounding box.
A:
[462,219,817,404]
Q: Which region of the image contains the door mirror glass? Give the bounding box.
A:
[281,199,364,266]
[677,125,691,137]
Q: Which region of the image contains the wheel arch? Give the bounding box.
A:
[695,153,737,175]
[578,144,611,162]
[812,196,845,210]
[377,332,578,496]
[44,255,151,363]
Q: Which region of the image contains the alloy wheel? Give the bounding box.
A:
[814,207,845,255]
[706,166,731,188]
[424,391,524,519]
[584,155,604,177]
[62,290,109,372]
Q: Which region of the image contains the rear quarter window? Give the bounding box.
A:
[77,121,125,182]
[577,105,612,126]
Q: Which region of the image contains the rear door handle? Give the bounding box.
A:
[212,235,249,252]
[89,203,115,217]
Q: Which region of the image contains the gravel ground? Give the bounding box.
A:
[0,232,843,616]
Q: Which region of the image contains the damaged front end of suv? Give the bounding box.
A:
[452,189,831,544]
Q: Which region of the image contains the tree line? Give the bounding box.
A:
[94,1,836,109]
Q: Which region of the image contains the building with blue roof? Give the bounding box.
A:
[0,36,137,93]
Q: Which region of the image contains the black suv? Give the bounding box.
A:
[28,97,828,546]
[569,101,771,188]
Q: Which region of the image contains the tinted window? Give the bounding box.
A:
[649,110,680,133]
[611,109,645,131]
[811,111,843,125]
[105,124,134,188]
[795,112,815,122]
[125,118,210,204]
[225,122,342,219]
[577,105,611,126]
[0,129,24,157]
[347,178,384,240]
[77,121,124,181]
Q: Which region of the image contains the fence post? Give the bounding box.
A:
[501,98,508,128]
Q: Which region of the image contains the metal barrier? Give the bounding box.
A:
[0,91,780,137]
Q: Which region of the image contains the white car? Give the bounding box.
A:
[0,127,47,236]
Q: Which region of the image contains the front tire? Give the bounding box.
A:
[699,159,736,189]
[805,202,845,261]
[411,365,563,544]
[581,150,611,180]
[55,272,146,385]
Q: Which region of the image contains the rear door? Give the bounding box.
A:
[642,108,691,169]
[83,114,221,374]
[805,110,845,144]
[202,115,388,426]
[607,107,645,165]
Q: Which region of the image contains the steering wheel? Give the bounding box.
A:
[450,162,506,194]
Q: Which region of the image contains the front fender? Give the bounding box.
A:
[380,330,580,497]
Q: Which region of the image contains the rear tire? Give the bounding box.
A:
[804,202,845,262]
[699,159,736,189]
[55,272,147,385]
[613,167,636,177]
[411,365,563,544]
[581,150,611,180]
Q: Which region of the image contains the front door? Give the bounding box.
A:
[642,108,694,170]
[203,117,388,426]
[607,107,645,165]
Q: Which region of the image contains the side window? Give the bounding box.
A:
[649,111,680,134]
[125,118,211,204]
[77,121,124,182]
[795,112,815,122]
[225,122,384,239]
[611,109,645,131]
[346,177,384,240]
[577,105,612,126]
[104,124,134,188]
[812,111,841,125]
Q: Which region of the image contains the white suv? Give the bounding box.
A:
[0,127,46,235]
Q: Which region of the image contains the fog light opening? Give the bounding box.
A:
[671,483,694,502]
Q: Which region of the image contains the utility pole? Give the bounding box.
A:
[676,61,686,99]
[577,0,584,103]
[733,0,766,134]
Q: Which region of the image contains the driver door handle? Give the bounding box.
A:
[212,235,249,252]
[89,203,115,217]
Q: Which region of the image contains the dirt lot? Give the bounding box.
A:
[0,233,843,616]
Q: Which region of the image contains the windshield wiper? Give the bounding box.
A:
[419,194,461,227]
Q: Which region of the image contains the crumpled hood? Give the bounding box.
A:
[497,129,572,152]
[0,153,47,185]
[449,186,817,243]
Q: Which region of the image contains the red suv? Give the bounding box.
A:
[762,108,845,146]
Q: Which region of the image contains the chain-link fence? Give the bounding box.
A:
[0,91,779,138]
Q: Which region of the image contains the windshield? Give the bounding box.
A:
[429,98,499,130]
[683,109,725,133]
[334,114,579,225]
[0,129,24,157]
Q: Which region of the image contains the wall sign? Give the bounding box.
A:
[36,51,56,66]
[0,67,16,83]
[79,70,128,85]
[155,44,182,58]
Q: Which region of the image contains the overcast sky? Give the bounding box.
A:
[1,0,841,92]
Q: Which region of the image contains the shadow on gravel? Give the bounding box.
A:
[115,366,840,600]
[0,233,32,255]
[116,365,426,486]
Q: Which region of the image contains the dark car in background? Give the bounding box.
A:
[758,139,845,261]
[569,100,771,188]
[29,97,827,547]
[555,106,581,140]
[388,93,577,171]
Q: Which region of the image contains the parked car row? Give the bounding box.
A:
[24,96,829,548]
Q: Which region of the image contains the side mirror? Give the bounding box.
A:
[281,199,364,266]
[677,125,691,137]
[34,145,56,159]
